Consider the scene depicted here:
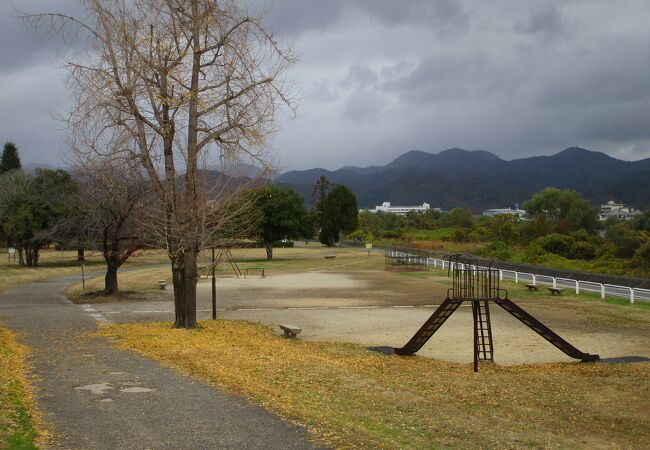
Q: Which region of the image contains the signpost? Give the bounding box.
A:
[366,243,373,255]
[78,251,85,289]
[7,248,16,262]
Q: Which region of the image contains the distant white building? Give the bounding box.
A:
[598,201,641,221]
[482,207,527,218]
[363,202,437,216]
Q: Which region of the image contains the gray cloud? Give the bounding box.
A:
[0,1,84,71]
[515,5,566,37]
[1,0,650,171]
[249,0,469,36]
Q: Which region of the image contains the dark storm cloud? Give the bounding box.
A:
[1,1,650,169]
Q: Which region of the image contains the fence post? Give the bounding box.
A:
[630,287,635,304]
[553,277,557,289]
[515,272,518,284]
[499,269,503,281]
[601,284,605,299]
[532,274,536,285]
[575,280,579,295]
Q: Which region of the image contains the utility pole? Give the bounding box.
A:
[211,246,216,320]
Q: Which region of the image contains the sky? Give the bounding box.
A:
[1,1,649,171]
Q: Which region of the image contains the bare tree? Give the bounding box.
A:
[71,161,150,295]
[23,0,295,327]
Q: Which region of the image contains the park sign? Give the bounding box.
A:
[365,243,373,249]
[8,248,16,254]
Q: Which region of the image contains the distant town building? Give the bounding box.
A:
[363,202,437,216]
[482,207,527,218]
[598,201,641,221]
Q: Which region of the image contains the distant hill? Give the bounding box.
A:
[276,147,650,210]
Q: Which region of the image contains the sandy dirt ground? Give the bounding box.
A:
[91,269,650,366]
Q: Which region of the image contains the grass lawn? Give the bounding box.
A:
[0,248,169,295]
[0,325,41,449]
[100,320,650,449]
[66,246,386,303]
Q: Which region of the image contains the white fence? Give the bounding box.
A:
[386,250,650,304]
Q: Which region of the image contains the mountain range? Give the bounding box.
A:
[276,147,650,211]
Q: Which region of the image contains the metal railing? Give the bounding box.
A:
[424,255,649,304]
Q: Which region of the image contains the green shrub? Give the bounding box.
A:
[569,241,597,260]
[451,227,470,242]
[533,233,575,257]
[605,222,645,258]
[633,239,650,267]
[481,240,512,260]
[382,229,402,239]
[523,242,547,263]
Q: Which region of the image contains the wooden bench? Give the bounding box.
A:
[279,324,302,338]
[525,283,538,291]
[548,287,564,296]
[244,267,265,278]
[324,255,336,260]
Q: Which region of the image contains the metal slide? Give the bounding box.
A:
[494,298,599,362]
[394,297,463,355]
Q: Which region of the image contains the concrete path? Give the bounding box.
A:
[0,276,322,449]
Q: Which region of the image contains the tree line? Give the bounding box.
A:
[0,142,358,293]
[354,187,650,271]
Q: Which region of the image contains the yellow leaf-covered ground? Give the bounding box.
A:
[0,325,41,449]
[100,320,650,449]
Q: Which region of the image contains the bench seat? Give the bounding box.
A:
[279,324,302,337]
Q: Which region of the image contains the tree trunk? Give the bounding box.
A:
[33,248,40,267]
[171,248,198,329]
[264,241,273,260]
[17,247,24,266]
[25,248,35,267]
[104,262,119,295]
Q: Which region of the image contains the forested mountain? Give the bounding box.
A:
[276,147,650,210]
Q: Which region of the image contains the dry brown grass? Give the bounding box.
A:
[65,246,385,303]
[0,248,169,295]
[100,320,650,449]
[0,325,43,449]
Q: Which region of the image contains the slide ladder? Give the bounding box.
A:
[394,298,463,355]
[494,298,599,362]
[472,300,494,362]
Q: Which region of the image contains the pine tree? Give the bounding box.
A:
[0,142,22,173]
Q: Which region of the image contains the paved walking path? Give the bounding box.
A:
[0,276,321,449]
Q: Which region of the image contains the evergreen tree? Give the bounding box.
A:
[318,184,358,246]
[0,142,22,173]
[251,185,311,260]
